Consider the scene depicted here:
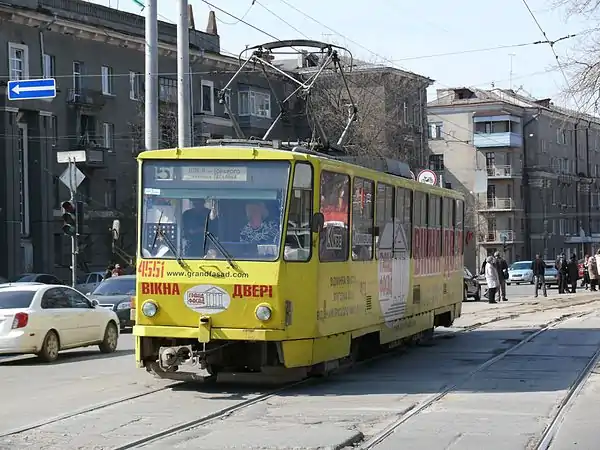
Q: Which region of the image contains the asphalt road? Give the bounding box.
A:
[1,291,599,450]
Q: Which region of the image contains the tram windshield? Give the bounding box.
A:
[140,160,290,261]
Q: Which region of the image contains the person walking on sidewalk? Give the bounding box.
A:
[484,255,499,304]
[582,254,590,290]
[556,254,568,294]
[567,254,579,293]
[531,254,547,298]
[589,255,599,291]
[493,251,509,301]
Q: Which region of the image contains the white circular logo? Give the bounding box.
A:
[417,170,437,186]
[183,285,231,314]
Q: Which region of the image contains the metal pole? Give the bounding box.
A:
[177,0,191,147]
[68,158,77,288]
[145,0,159,151]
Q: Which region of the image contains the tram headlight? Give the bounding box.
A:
[142,300,158,317]
[255,304,272,322]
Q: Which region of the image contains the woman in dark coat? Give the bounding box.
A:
[567,254,579,293]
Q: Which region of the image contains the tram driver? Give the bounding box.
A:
[182,198,218,257]
[240,201,279,245]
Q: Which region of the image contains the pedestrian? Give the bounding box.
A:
[104,264,114,280]
[582,255,590,290]
[112,263,123,277]
[484,255,499,304]
[567,254,579,293]
[556,254,568,294]
[531,253,547,298]
[493,251,509,301]
[589,255,599,291]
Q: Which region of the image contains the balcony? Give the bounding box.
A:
[479,197,519,211]
[66,137,109,168]
[486,165,521,179]
[484,230,522,244]
[66,88,106,109]
[473,132,522,148]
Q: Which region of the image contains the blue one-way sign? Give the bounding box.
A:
[7,78,56,101]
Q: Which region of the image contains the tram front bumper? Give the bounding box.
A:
[133,324,287,341]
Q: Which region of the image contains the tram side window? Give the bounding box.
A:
[319,171,350,262]
[455,199,464,255]
[413,191,427,259]
[352,177,374,261]
[429,195,442,255]
[394,187,412,256]
[375,183,394,258]
[442,197,452,257]
[285,162,313,262]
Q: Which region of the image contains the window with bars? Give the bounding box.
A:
[9,43,29,81]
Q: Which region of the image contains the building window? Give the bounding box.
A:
[159,77,176,103]
[73,61,83,92]
[222,89,231,116]
[238,90,271,118]
[129,71,142,100]
[428,122,443,140]
[201,80,215,114]
[485,152,495,168]
[557,128,566,145]
[402,101,409,124]
[101,66,113,95]
[8,43,29,81]
[102,123,114,150]
[43,54,55,79]
[428,154,444,171]
[104,179,117,209]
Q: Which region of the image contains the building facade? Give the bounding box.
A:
[428,87,600,271]
[0,0,308,280]
[281,55,432,169]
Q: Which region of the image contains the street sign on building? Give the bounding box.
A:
[7,78,57,101]
[57,150,87,164]
[59,165,86,191]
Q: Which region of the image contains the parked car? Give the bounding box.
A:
[7,273,64,285]
[75,272,105,295]
[543,261,559,287]
[506,261,534,285]
[463,267,481,301]
[87,275,135,331]
[0,284,119,362]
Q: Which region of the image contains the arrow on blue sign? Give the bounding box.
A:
[7,78,56,101]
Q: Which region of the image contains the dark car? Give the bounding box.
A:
[88,275,136,331]
[7,273,64,284]
[464,267,481,301]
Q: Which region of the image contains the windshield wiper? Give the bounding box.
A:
[150,212,189,271]
[202,214,239,271]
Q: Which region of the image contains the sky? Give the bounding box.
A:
[88,0,596,109]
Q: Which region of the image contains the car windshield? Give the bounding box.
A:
[92,278,136,296]
[510,262,530,271]
[140,160,291,261]
[0,291,35,309]
[8,274,37,282]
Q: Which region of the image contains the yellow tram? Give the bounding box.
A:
[133,141,465,380]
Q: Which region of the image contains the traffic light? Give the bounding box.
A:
[61,201,76,236]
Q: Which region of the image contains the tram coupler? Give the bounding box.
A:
[158,345,193,370]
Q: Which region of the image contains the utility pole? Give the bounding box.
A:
[145,0,159,151]
[177,0,192,147]
[509,53,516,90]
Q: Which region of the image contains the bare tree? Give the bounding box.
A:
[306,65,427,167]
[546,1,600,112]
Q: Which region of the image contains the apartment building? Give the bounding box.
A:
[427,87,600,270]
[0,0,308,279]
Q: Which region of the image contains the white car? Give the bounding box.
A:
[0,283,119,362]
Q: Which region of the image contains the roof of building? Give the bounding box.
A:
[428,86,600,124]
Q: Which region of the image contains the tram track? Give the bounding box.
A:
[2,297,599,449]
[358,308,600,449]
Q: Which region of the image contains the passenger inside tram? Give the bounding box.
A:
[182,198,218,257]
[240,201,279,245]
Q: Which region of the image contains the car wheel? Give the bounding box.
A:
[37,330,60,363]
[507,282,511,286]
[99,322,118,354]
[530,280,534,284]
